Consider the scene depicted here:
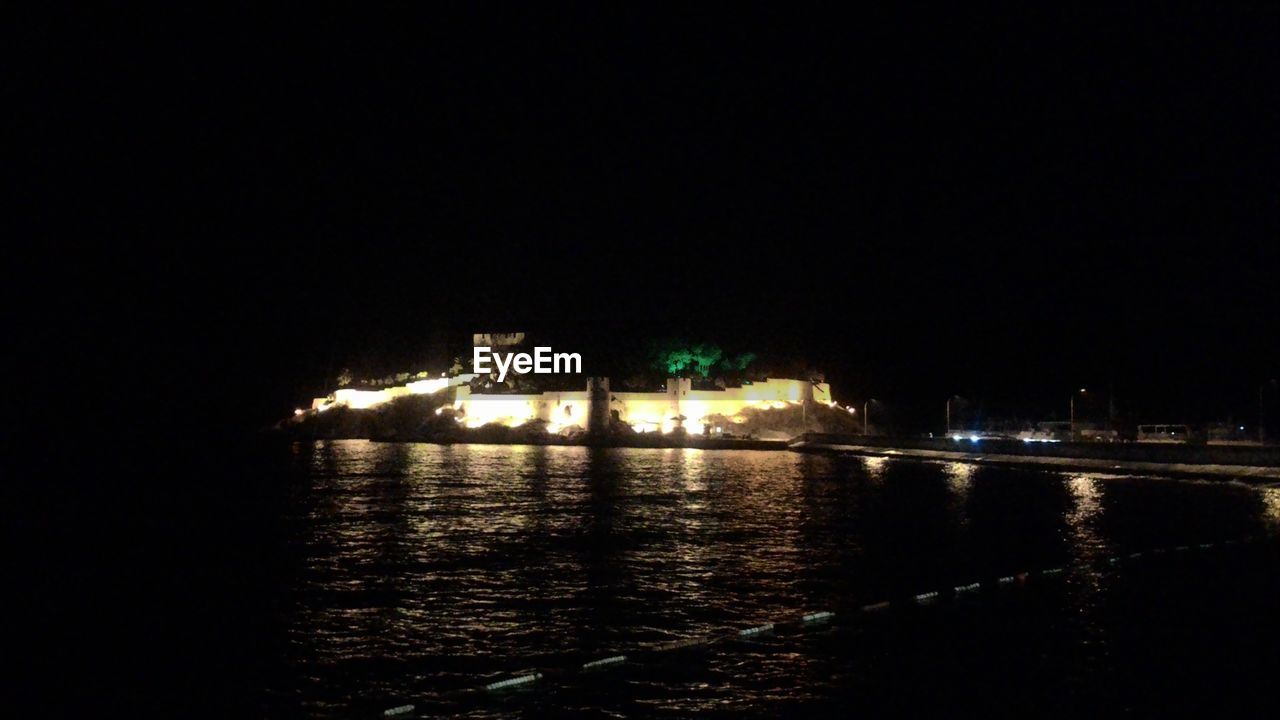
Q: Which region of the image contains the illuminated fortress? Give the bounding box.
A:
[454,376,833,435]
[304,331,834,436]
[311,375,833,436]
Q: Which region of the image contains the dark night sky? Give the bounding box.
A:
[13,5,1279,436]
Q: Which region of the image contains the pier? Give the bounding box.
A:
[790,433,1280,481]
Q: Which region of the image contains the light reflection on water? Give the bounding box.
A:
[944,461,974,526]
[860,455,889,478]
[1065,474,1107,558]
[1261,486,1280,528]
[268,442,1275,717]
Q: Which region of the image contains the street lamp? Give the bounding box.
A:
[946,395,964,436]
[1263,379,1278,445]
[1070,388,1087,440]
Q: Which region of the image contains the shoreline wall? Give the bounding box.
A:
[795,433,1280,468]
[314,376,836,436]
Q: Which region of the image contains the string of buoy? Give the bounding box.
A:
[381,534,1265,717]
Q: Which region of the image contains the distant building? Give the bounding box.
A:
[473,332,526,348]
[311,373,833,436]
[306,330,833,436]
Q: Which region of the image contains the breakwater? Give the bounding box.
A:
[791,433,1280,480]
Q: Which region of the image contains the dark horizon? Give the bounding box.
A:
[13,5,1278,437]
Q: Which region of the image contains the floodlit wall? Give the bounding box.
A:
[453,386,593,430]
[454,388,541,428]
[610,391,680,433]
[604,377,830,434]
[812,382,832,405]
[333,388,391,409]
[543,391,592,431]
[737,378,831,405]
[311,370,831,436]
[316,373,479,411]
[406,377,450,395]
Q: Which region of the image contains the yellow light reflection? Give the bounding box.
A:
[1261,487,1280,529]
[944,462,974,496]
[862,456,888,478]
[944,461,974,525]
[1065,474,1106,559]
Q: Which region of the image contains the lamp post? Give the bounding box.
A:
[946,395,963,436]
[1263,379,1278,445]
[1070,388,1086,441]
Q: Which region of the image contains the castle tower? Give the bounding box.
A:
[587,376,611,435]
[666,377,692,430]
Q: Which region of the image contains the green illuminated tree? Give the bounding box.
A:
[719,352,757,372]
[649,340,747,378]
[690,343,723,376]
